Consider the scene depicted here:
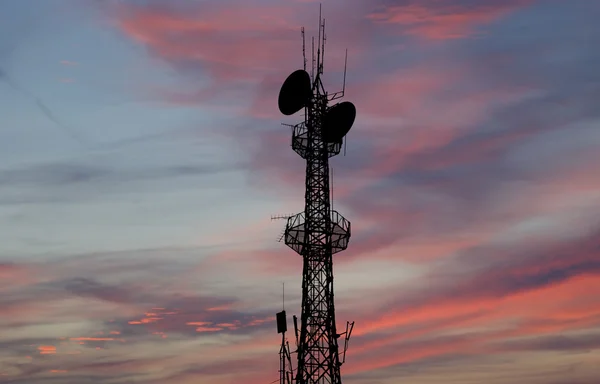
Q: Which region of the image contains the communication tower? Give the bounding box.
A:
[274,7,356,384]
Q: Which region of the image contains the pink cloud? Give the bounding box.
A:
[20,2,592,382]
[244,59,532,204]
[350,66,458,119]
[38,345,57,355]
[110,1,371,116]
[202,138,600,273]
[368,1,535,40]
[353,244,600,336]
[115,4,299,83]
[343,274,600,375]
[0,262,35,285]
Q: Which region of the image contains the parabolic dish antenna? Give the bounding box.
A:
[323,101,356,143]
[278,69,312,116]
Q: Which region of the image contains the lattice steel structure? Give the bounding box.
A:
[275,10,355,384]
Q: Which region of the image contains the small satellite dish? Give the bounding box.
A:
[323,101,356,143]
[278,70,311,116]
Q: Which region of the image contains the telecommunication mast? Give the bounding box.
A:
[274,7,356,384]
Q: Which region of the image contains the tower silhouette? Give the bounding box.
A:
[275,8,355,384]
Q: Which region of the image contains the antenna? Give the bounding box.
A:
[277,309,292,384]
[321,18,326,77]
[278,71,311,116]
[301,28,307,72]
[322,102,356,143]
[274,7,355,384]
[311,36,315,84]
[329,50,349,102]
[317,5,321,75]
[338,321,355,366]
[293,315,299,347]
[330,167,334,215]
[271,214,295,221]
[342,49,348,95]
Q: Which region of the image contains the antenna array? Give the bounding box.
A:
[274,5,356,384]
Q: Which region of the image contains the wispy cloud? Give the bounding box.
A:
[0,65,89,146]
[368,0,535,40]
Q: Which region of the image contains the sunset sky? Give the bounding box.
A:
[1,0,599,383]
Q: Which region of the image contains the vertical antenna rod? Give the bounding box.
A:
[311,37,316,84]
[342,50,347,96]
[331,167,334,215]
[321,17,326,76]
[302,27,307,72]
[317,4,322,76]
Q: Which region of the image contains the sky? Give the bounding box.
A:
[0,0,599,383]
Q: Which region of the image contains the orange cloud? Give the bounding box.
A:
[347,334,480,375]
[342,274,600,375]
[38,345,56,355]
[186,321,210,326]
[381,267,598,332]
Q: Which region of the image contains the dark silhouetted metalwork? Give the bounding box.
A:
[279,70,312,116]
[275,6,355,384]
